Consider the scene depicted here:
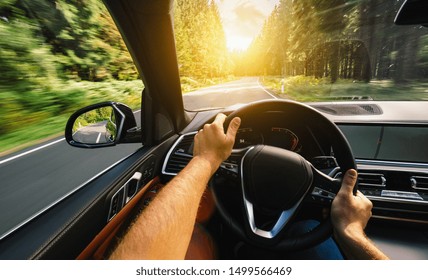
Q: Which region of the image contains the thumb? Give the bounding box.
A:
[339,169,358,196]
[226,117,241,140]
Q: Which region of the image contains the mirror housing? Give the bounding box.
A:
[395,0,428,26]
[65,102,141,148]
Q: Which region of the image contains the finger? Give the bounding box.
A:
[356,190,364,197]
[356,191,373,205]
[213,113,227,127]
[339,169,358,196]
[226,117,241,140]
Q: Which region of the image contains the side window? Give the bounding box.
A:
[0,1,142,240]
[0,0,141,152]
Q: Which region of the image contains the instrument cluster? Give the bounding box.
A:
[234,126,302,152]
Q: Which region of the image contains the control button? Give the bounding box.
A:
[381,190,423,200]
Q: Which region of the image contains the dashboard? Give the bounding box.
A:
[337,122,428,222]
[169,102,428,213]
[309,102,428,216]
[163,101,428,259]
[339,124,428,164]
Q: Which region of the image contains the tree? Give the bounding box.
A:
[174,0,229,79]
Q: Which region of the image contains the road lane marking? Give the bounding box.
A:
[185,78,279,100]
[96,132,102,144]
[257,78,278,99]
[185,85,261,96]
[0,138,65,165]
[0,110,141,166]
[0,149,137,241]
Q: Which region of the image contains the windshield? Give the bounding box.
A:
[176,0,428,111]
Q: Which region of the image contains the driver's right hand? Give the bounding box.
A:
[331,169,373,237]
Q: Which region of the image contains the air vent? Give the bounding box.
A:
[175,134,195,155]
[359,104,382,114]
[359,173,386,188]
[313,104,383,116]
[164,154,192,175]
[411,176,428,191]
[162,133,196,175]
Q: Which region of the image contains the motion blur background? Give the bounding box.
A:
[1,0,428,154]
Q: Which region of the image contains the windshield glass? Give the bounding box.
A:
[175,0,428,111]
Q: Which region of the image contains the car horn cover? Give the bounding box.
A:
[242,145,313,211]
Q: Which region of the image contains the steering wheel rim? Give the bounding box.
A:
[212,99,356,252]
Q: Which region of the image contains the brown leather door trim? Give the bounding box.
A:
[77,177,160,259]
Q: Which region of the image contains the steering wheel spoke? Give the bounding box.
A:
[243,187,303,240]
[310,165,341,205]
[217,148,250,180]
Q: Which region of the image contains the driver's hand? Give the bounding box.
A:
[193,113,241,175]
[331,169,373,237]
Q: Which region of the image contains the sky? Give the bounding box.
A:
[215,0,280,51]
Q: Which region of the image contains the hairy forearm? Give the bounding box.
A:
[334,227,389,260]
[109,156,216,260]
[109,114,239,260]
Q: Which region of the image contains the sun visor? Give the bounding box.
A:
[395,0,428,26]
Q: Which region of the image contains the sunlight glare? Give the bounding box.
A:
[227,36,252,52]
[216,0,280,52]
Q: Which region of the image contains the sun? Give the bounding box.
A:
[227,36,253,52]
[215,0,279,53]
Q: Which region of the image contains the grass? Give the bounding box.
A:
[0,79,144,155]
[180,75,236,93]
[0,75,234,156]
[260,76,428,102]
[4,74,425,156]
[0,116,68,156]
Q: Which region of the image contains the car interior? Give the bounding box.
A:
[0,0,428,260]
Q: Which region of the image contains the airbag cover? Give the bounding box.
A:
[243,145,313,211]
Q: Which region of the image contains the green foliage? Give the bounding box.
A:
[0,0,142,153]
[180,75,235,93]
[0,80,142,153]
[262,76,428,102]
[73,106,114,132]
[237,0,428,85]
[0,0,138,83]
[1,0,231,153]
[174,0,230,79]
[418,35,428,76]
[5,0,428,154]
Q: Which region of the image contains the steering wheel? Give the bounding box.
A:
[211,99,356,251]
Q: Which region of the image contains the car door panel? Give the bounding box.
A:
[77,177,162,259]
[0,135,178,259]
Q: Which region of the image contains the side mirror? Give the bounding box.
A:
[65,102,141,148]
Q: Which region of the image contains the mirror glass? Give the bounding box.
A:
[72,106,117,144]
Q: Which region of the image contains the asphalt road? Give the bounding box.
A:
[73,121,114,144]
[183,77,277,110]
[0,77,277,240]
[0,111,142,240]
